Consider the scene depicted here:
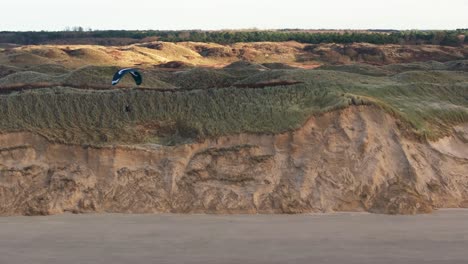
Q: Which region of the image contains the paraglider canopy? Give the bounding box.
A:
[112,68,142,86]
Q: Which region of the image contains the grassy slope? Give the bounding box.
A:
[0,61,467,145]
[0,65,177,90]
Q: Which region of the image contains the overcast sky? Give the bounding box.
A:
[1,0,467,31]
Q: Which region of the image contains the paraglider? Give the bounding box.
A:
[111,68,142,86]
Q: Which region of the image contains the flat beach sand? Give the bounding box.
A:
[1,209,467,264]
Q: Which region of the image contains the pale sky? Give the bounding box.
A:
[1,0,467,31]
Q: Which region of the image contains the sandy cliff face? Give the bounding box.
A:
[0,106,467,215]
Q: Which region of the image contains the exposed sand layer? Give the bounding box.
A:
[0,209,467,264]
[0,106,467,215]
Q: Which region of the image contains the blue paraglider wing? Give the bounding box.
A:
[112,68,142,86]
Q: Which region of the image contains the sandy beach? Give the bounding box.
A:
[1,209,467,264]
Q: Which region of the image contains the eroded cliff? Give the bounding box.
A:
[0,106,467,215]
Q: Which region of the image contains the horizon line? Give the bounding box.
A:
[2,28,467,33]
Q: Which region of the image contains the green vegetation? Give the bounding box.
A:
[0,60,466,145]
[1,29,466,46]
[0,63,267,90]
[0,65,175,90]
[0,85,345,144]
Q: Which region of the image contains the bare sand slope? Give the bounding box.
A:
[1,106,467,216]
[0,209,467,264]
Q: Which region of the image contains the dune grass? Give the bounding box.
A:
[0,84,352,144]
[0,65,176,90]
[0,61,467,145]
[0,62,269,90]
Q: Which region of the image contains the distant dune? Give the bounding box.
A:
[0,41,466,69]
